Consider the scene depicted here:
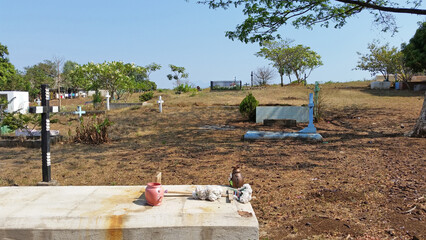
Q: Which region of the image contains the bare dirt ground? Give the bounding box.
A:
[1,82,425,239]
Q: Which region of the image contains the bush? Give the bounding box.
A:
[239,93,259,121]
[74,115,113,144]
[92,91,103,104]
[174,83,195,94]
[139,91,154,102]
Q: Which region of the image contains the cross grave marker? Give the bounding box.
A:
[73,106,86,118]
[28,84,59,184]
[299,93,317,133]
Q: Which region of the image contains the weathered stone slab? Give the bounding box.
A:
[0,185,258,240]
[243,130,323,142]
[370,81,391,89]
[256,106,308,123]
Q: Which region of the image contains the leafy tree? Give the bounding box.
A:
[0,43,19,91]
[70,61,153,99]
[254,66,275,86]
[145,63,162,80]
[402,21,426,73]
[23,60,57,98]
[62,60,79,89]
[167,64,189,86]
[256,40,322,86]
[355,40,401,81]
[199,0,426,43]
[403,22,426,138]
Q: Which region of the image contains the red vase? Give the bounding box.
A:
[145,182,164,206]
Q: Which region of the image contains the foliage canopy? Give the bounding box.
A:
[167,64,189,86]
[256,40,322,86]
[199,0,426,43]
[355,40,402,81]
[401,21,426,73]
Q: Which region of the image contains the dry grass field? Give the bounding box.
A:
[1,81,425,239]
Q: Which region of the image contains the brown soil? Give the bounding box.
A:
[1,83,425,239]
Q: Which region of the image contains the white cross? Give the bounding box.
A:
[73,106,86,118]
[106,94,111,111]
[157,96,164,113]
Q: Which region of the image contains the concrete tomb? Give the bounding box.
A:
[0,185,259,240]
[256,106,308,124]
[245,93,323,141]
[0,91,29,114]
[370,81,391,89]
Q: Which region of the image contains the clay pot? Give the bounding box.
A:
[231,166,244,188]
[145,182,164,206]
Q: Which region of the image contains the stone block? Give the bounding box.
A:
[0,185,258,240]
[256,106,308,124]
[413,84,426,91]
[370,81,391,89]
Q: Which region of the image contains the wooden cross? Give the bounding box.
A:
[29,84,59,183]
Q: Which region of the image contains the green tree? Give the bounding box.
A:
[167,64,189,86]
[403,22,426,138]
[62,60,79,89]
[70,61,152,99]
[355,40,401,81]
[256,40,322,86]
[200,0,426,43]
[0,43,19,91]
[145,63,162,80]
[24,60,57,98]
[402,21,426,73]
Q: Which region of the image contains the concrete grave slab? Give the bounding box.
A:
[370,81,391,89]
[0,185,258,240]
[256,106,308,123]
[244,130,323,142]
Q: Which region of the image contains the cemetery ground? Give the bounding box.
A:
[0,82,425,240]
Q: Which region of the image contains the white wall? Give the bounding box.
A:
[0,91,29,114]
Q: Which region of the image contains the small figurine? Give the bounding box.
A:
[230,166,244,188]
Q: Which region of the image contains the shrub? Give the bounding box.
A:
[174,83,195,94]
[239,93,259,121]
[92,91,103,109]
[74,115,113,144]
[92,91,103,104]
[139,91,154,102]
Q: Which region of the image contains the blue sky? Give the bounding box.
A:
[0,0,425,89]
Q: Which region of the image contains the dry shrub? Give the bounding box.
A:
[74,115,113,144]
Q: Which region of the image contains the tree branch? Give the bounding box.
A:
[335,0,426,14]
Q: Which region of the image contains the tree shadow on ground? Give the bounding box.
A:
[359,88,425,98]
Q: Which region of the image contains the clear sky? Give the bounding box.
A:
[0,0,425,89]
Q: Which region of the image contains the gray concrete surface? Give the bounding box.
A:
[0,185,258,240]
[256,106,308,123]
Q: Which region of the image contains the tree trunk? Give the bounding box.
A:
[407,91,426,138]
[280,74,283,87]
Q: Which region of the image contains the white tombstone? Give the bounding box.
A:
[0,91,29,114]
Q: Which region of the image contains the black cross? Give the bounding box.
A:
[29,84,59,183]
